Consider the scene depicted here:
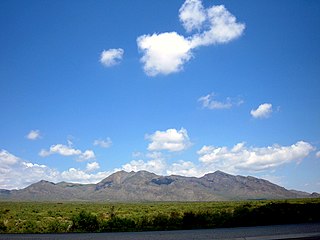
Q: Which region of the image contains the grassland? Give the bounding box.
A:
[0,198,319,233]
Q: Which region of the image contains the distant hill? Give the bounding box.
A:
[0,170,318,201]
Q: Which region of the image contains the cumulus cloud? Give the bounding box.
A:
[86,162,100,172]
[122,151,167,175]
[100,48,124,67]
[124,149,203,177]
[0,149,112,189]
[198,93,243,110]
[0,150,59,189]
[137,0,245,76]
[0,150,19,165]
[197,141,314,173]
[122,159,167,175]
[39,144,95,161]
[251,103,273,118]
[316,151,320,158]
[121,158,203,177]
[166,160,202,177]
[137,32,192,76]
[93,138,112,148]
[78,150,95,161]
[26,130,41,140]
[179,0,206,32]
[146,128,191,152]
[189,5,245,48]
[60,168,111,184]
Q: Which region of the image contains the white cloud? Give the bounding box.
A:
[122,159,167,175]
[251,103,273,118]
[123,151,167,175]
[39,144,95,161]
[137,0,245,76]
[198,93,243,110]
[86,162,100,172]
[179,0,206,32]
[100,48,124,67]
[78,150,96,162]
[146,128,191,152]
[0,150,19,165]
[93,138,112,148]
[197,141,314,173]
[189,4,245,48]
[39,144,81,157]
[60,168,111,184]
[316,151,320,158]
[125,150,203,177]
[137,32,192,76]
[0,150,60,189]
[0,149,112,189]
[26,130,41,140]
[166,160,202,177]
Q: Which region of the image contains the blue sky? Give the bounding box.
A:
[1,0,320,192]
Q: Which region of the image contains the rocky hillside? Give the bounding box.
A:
[0,170,317,201]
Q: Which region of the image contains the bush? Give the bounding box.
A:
[23,220,37,233]
[71,210,99,232]
[0,221,7,233]
[100,216,136,232]
[47,219,69,233]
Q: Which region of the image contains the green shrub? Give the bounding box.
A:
[71,210,99,232]
[23,220,37,233]
[0,221,7,233]
[47,219,69,233]
[100,216,136,232]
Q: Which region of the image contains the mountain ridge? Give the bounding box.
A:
[0,170,318,201]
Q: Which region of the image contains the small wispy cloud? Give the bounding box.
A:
[100,48,124,67]
[198,93,243,110]
[93,138,112,148]
[250,103,273,119]
[26,130,41,140]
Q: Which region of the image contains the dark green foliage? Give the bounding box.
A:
[71,210,99,232]
[22,220,37,233]
[47,220,69,233]
[151,213,170,230]
[100,216,136,232]
[0,221,7,233]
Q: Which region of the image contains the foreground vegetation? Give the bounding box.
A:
[0,198,319,233]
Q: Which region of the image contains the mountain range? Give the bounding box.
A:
[0,170,318,201]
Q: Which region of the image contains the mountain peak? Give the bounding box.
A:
[202,170,232,179]
[213,170,229,175]
[29,180,55,187]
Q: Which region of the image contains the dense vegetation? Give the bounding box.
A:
[0,198,319,233]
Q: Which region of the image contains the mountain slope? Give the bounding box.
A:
[0,170,317,201]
